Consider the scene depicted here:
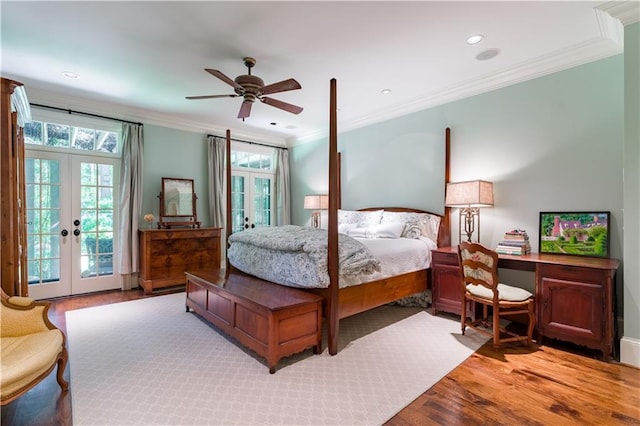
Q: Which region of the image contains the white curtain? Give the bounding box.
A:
[207,135,226,228]
[274,147,291,226]
[207,135,226,267]
[118,123,144,285]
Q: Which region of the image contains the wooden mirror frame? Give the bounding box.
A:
[158,177,200,228]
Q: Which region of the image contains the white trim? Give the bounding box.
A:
[620,336,640,368]
[598,1,640,26]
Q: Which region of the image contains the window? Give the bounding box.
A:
[24,107,121,155]
[230,141,277,230]
[24,121,119,154]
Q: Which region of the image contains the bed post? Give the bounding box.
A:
[327,78,340,355]
[441,127,452,247]
[225,129,232,277]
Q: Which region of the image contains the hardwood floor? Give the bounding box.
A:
[2,289,639,425]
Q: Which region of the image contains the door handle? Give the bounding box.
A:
[73,219,81,226]
[61,229,69,237]
[251,224,255,229]
[73,229,81,236]
[244,224,249,229]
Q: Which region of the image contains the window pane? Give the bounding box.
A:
[96,131,118,153]
[81,186,97,209]
[81,163,97,185]
[24,121,43,145]
[73,128,96,151]
[46,124,70,147]
[98,164,113,186]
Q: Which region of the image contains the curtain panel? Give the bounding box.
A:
[118,123,144,284]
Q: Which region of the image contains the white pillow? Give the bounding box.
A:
[380,211,441,241]
[346,222,405,239]
[338,223,357,234]
[338,209,383,227]
[371,222,405,238]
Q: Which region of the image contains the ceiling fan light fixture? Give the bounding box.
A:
[187,57,303,119]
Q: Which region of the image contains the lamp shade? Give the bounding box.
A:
[445,180,494,207]
[304,195,329,210]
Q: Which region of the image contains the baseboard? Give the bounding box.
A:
[620,336,640,368]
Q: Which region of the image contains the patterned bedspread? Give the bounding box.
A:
[227,225,381,288]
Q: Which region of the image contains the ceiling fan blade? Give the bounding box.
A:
[185,94,238,100]
[261,97,303,115]
[205,68,244,91]
[261,78,302,95]
[238,100,253,119]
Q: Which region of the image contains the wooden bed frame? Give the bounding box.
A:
[216,79,451,357]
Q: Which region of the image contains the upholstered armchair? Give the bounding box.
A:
[0,290,69,405]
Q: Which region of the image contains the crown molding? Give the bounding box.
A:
[597,1,640,25]
[290,35,622,147]
[25,86,288,147]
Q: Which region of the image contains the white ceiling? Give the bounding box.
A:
[1,1,637,146]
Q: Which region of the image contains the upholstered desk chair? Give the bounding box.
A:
[457,242,536,346]
[1,289,69,405]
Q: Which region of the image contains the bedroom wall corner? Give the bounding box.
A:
[621,21,640,368]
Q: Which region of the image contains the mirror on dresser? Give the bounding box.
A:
[158,177,201,228]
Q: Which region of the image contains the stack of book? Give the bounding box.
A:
[496,229,531,255]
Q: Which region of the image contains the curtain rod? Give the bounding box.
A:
[208,134,287,150]
[30,103,143,126]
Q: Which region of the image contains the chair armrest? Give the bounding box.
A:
[6,296,35,307]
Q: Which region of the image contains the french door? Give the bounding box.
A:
[231,171,274,233]
[25,150,120,299]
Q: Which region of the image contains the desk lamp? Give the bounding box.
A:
[304,195,328,229]
[445,180,494,243]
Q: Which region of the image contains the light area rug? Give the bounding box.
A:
[66,292,488,425]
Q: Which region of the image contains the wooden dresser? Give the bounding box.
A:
[138,227,221,294]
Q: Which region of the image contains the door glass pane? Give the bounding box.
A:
[25,158,62,285]
[231,175,246,233]
[80,162,114,277]
[253,177,271,228]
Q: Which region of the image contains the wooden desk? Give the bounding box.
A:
[431,246,620,360]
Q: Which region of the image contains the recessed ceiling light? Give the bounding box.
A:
[62,71,79,79]
[466,34,484,45]
[476,48,500,61]
[381,89,391,94]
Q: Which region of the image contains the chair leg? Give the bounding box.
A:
[527,301,536,346]
[493,308,501,346]
[461,299,466,335]
[56,347,69,392]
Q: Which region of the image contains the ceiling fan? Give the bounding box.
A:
[186,57,303,120]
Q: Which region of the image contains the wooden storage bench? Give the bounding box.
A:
[185,270,323,373]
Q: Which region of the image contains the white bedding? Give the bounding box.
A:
[340,236,436,287]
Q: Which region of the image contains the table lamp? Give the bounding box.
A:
[304,195,329,228]
[445,180,494,242]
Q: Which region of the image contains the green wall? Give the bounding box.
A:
[140,125,209,226]
[290,56,624,259]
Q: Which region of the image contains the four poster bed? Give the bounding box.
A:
[185,79,451,371]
